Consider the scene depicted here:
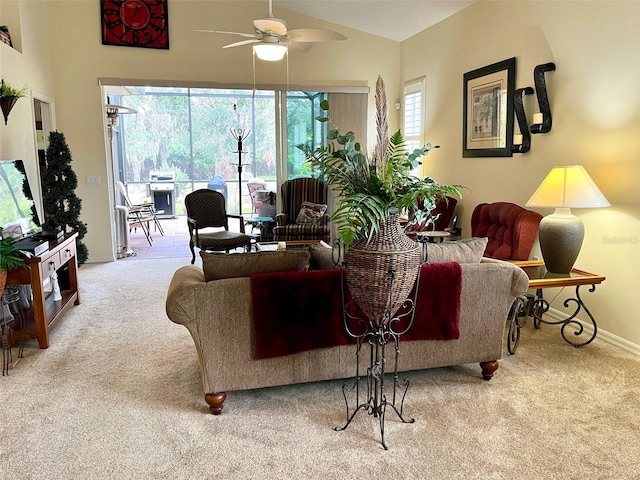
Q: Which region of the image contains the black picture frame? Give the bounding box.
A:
[463,57,516,157]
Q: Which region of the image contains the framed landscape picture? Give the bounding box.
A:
[463,57,516,157]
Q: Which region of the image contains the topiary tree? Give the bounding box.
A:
[41,131,89,265]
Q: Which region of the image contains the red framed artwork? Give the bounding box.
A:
[101,0,169,49]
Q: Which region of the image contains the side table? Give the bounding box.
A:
[508,260,606,353]
[415,231,451,263]
[244,216,275,242]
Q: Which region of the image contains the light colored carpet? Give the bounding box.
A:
[2,256,639,479]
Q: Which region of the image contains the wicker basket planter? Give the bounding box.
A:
[344,214,421,325]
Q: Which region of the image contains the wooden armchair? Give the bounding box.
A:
[184,189,251,264]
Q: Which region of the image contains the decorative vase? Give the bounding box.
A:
[344,213,421,325]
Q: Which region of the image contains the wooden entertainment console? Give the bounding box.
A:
[7,233,80,349]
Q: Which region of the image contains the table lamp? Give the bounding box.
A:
[526,165,610,274]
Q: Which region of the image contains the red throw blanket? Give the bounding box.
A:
[250,263,462,359]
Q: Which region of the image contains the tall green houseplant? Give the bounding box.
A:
[41,131,89,264]
[299,77,460,251]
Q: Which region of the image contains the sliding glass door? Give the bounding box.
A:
[109,86,327,216]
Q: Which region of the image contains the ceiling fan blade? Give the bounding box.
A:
[223,39,261,49]
[253,17,287,36]
[287,28,347,43]
[287,41,313,53]
[195,29,257,39]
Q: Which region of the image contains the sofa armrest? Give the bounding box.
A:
[166,265,206,326]
[480,257,529,297]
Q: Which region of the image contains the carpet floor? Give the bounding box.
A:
[1,256,639,479]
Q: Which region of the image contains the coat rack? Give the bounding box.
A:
[231,128,251,214]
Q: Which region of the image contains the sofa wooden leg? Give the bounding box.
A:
[480,361,498,381]
[205,392,227,415]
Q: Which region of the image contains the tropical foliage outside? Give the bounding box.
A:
[113,86,326,214]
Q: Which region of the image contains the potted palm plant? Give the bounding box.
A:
[299,76,461,323]
[0,236,29,293]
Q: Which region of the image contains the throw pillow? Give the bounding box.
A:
[201,250,310,281]
[295,201,328,225]
[309,243,343,270]
[424,237,488,264]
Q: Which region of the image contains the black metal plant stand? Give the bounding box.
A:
[336,268,419,450]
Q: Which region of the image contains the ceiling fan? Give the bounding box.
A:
[196,0,347,61]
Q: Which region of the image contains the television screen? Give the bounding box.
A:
[0,159,42,239]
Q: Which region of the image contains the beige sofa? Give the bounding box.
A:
[166,243,528,414]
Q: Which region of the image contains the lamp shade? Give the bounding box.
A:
[525,165,610,208]
[526,165,609,274]
[253,43,287,61]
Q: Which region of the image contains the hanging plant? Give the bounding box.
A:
[0,79,28,125]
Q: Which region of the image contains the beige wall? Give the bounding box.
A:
[401,1,640,347]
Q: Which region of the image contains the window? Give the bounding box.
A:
[403,78,425,174]
[108,86,332,216]
[104,82,367,221]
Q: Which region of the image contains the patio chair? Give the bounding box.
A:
[116,181,164,246]
[247,178,268,213]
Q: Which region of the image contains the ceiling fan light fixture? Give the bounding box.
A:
[253,43,287,61]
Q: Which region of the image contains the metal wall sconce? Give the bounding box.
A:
[530,62,556,134]
[512,86,534,153]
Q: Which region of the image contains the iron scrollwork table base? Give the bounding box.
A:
[507,261,606,354]
[530,284,600,347]
[336,269,418,450]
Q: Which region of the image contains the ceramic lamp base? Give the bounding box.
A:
[539,208,584,274]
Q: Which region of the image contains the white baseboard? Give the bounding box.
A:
[546,308,640,357]
[85,256,115,264]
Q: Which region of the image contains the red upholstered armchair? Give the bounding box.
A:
[273,178,330,242]
[471,202,542,261]
[405,196,458,239]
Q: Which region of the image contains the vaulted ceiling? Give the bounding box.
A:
[277,0,476,42]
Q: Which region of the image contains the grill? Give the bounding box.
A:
[149,171,175,218]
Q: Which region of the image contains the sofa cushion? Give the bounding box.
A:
[200,250,310,281]
[424,237,488,264]
[309,243,342,270]
[295,201,327,225]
